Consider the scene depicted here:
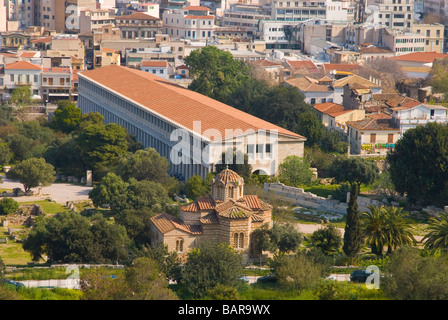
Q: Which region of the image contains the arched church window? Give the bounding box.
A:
[239,233,244,248]
[176,239,184,253]
[234,233,239,248]
[229,186,234,198]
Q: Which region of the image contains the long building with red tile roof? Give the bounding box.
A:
[78,65,306,179]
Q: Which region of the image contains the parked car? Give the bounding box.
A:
[350,270,373,283]
[1,279,25,288]
[256,273,277,283]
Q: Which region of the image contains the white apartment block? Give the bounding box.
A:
[258,20,302,49]
[162,6,215,40]
[271,0,355,22]
[372,0,414,30]
[390,103,448,137]
[3,61,42,99]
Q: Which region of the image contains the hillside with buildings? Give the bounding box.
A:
[1,0,448,306]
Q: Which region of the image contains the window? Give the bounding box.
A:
[310,98,316,104]
[175,239,184,252]
[234,233,244,248]
[229,186,235,198]
[370,133,376,143]
[388,134,394,143]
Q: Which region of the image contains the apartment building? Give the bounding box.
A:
[79,8,116,33]
[3,61,42,99]
[271,0,355,22]
[4,0,35,29]
[222,4,271,33]
[115,12,162,39]
[381,28,426,55]
[140,60,174,79]
[411,23,444,53]
[162,6,215,40]
[372,0,414,30]
[41,66,72,102]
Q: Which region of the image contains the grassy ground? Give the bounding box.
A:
[20,200,70,215]
[0,226,33,265]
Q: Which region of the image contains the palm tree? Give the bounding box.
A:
[423,212,448,253]
[309,224,342,255]
[382,206,416,254]
[360,205,416,256]
[360,205,387,256]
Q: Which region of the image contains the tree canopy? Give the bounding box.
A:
[185,46,250,104]
[278,155,314,187]
[6,157,56,192]
[180,241,244,299]
[22,212,130,263]
[387,122,448,205]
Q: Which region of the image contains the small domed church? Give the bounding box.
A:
[150,168,272,261]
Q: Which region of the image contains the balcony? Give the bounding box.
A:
[396,116,448,125]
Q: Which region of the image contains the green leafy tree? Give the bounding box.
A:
[0,141,12,165]
[80,257,178,300]
[181,241,244,299]
[89,172,129,208]
[185,174,209,199]
[206,284,241,300]
[22,212,130,263]
[0,198,19,215]
[134,245,182,283]
[185,46,250,104]
[382,246,448,300]
[387,122,448,205]
[6,158,56,192]
[272,253,323,294]
[429,57,448,101]
[309,224,342,255]
[278,155,314,187]
[298,111,324,147]
[115,148,171,185]
[9,86,31,105]
[255,85,312,134]
[6,134,35,161]
[44,135,84,177]
[111,180,172,245]
[50,101,82,133]
[80,267,128,300]
[124,257,178,300]
[76,123,129,180]
[252,223,303,256]
[330,157,379,262]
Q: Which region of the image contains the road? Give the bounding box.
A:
[0,177,93,204]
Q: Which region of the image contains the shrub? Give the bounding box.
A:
[0,197,19,215]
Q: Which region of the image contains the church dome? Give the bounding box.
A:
[211,168,245,202]
[213,168,243,185]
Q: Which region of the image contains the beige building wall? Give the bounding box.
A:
[348,127,401,154]
[411,24,444,53]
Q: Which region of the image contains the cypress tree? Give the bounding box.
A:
[343,183,362,264]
